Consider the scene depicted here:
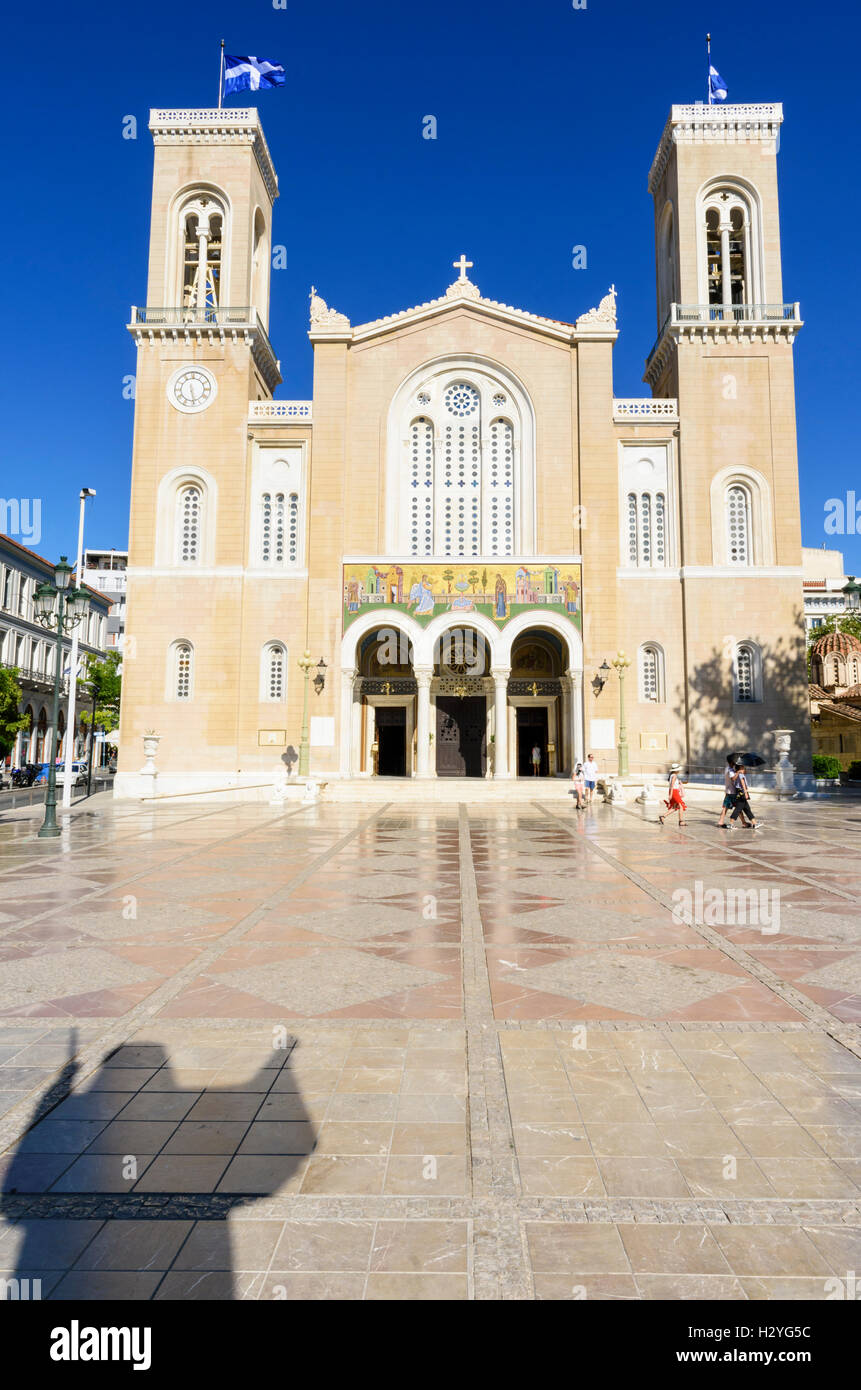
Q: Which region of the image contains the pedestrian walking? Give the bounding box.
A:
[531,743,542,777]
[570,761,586,809]
[659,762,687,825]
[730,760,758,829]
[718,754,743,828]
[583,753,599,803]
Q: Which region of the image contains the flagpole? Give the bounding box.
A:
[706,33,712,105]
[218,39,225,109]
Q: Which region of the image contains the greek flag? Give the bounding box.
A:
[709,64,728,102]
[223,55,286,97]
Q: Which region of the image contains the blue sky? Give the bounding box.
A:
[3,0,859,571]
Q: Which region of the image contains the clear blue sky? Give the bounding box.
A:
[3,0,859,570]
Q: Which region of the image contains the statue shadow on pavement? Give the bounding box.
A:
[1,1030,315,1300]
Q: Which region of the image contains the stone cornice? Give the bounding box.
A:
[149,108,279,204]
[648,103,784,194]
[310,279,618,347]
[643,304,802,389]
[128,310,282,393]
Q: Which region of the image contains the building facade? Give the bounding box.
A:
[802,547,855,633]
[84,549,128,652]
[116,102,811,798]
[0,535,111,768]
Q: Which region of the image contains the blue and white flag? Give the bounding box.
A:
[709,64,728,102]
[223,55,286,97]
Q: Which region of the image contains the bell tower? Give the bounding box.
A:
[117,110,281,793]
[642,102,810,770]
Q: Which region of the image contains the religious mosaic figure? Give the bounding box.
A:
[563,575,580,614]
[407,574,435,615]
[494,574,509,620]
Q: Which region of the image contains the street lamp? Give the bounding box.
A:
[611,650,631,777]
[62,487,96,808]
[33,557,89,838]
[841,578,861,613]
[297,650,315,776]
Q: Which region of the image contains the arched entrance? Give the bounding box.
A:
[432,626,490,778]
[357,625,416,777]
[509,631,565,776]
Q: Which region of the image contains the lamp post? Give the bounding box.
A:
[33,558,89,838]
[297,649,314,776]
[612,650,631,777]
[62,488,96,808]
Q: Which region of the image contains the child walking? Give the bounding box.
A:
[659,762,687,826]
[570,761,586,810]
[730,760,758,829]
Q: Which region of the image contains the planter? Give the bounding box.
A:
[141,734,161,777]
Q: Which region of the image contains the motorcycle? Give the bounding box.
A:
[11,764,39,788]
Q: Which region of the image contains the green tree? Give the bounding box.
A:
[0,668,28,759]
[442,568,454,593]
[468,569,480,593]
[79,651,122,742]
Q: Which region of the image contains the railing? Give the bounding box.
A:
[249,400,312,421]
[613,398,678,422]
[131,306,260,328]
[673,303,800,325]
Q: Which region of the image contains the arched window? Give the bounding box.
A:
[733,642,762,703]
[409,417,434,558]
[657,203,676,325]
[179,194,225,315]
[639,643,665,703]
[171,641,193,701]
[627,494,638,564]
[177,485,203,564]
[261,642,287,702]
[390,364,533,556]
[851,657,861,686]
[261,492,286,565]
[698,180,764,311]
[288,493,299,563]
[726,484,751,565]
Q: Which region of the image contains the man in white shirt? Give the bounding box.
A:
[584,754,599,802]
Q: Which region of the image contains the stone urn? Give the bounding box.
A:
[773,729,796,799]
[141,733,161,775]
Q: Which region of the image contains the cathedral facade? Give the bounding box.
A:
[115,101,810,797]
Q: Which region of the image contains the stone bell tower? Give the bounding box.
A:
[116,110,282,795]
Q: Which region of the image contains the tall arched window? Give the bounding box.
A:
[733,642,762,703]
[391,365,533,556]
[179,194,225,315]
[639,644,665,703]
[726,484,751,565]
[261,492,286,565]
[698,180,764,311]
[288,494,299,563]
[261,642,287,702]
[177,485,203,564]
[171,641,193,701]
[409,417,434,557]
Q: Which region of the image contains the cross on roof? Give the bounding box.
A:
[452,253,473,281]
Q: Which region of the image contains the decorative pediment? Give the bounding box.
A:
[309,286,350,330]
[576,285,617,329]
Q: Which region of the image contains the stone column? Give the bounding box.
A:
[560,678,572,772]
[568,669,584,766]
[339,668,356,777]
[720,221,732,310]
[415,667,433,777]
[492,667,511,778]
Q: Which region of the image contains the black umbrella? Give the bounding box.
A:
[736,752,765,767]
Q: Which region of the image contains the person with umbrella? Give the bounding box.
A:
[718,753,749,829]
[730,754,761,829]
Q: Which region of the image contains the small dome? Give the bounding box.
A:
[810,630,861,657]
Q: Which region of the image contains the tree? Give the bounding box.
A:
[0,668,28,759]
[79,652,122,751]
[442,569,454,593]
[468,569,480,593]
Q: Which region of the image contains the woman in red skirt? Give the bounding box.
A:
[659,762,687,826]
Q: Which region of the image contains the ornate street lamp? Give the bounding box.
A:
[593,659,611,696]
[297,649,315,776]
[314,657,328,694]
[841,578,861,613]
[33,557,89,838]
[612,650,632,777]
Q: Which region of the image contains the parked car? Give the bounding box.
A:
[33,761,88,788]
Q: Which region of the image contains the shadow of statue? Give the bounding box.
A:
[1,1030,315,1301]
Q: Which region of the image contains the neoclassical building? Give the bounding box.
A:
[116,101,811,797]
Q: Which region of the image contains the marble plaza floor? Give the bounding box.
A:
[0,792,859,1300]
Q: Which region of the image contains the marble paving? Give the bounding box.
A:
[0,792,859,1300]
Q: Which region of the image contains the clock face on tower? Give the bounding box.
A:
[167,366,217,414]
